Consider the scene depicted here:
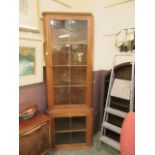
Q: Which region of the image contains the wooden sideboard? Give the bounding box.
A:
[19,112,50,155]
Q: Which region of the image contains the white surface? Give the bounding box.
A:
[102,122,121,134]
[20,0,134,71]
[111,79,131,100]
[105,107,126,118]
[100,135,120,150]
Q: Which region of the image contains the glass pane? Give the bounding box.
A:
[70,67,87,85]
[71,132,86,144]
[53,67,69,85]
[70,44,87,65]
[69,20,87,43]
[55,132,70,145]
[55,117,70,131]
[50,20,70,44]
[52,44,69,65]
[54,87,69,105]
[71,87,86,104]
[71,117,86,130]
[51,20,87,43]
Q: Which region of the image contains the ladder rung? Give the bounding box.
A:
[102,122,121,134]
[100,136,120,151]
[105,107,126,118]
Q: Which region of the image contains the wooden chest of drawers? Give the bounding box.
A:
[19,112,50,155]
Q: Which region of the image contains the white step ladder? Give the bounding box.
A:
[98,52,135,151]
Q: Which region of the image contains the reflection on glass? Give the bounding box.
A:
[52,44,69,65]
[55,133,70,144]
[69,20,87,43]
[51,20,70,43]
[71,67,87,85]
[70,44,87,65]
[54,87,69,105]
[55,117,70,131]
[71,87,86,104]
[50,20,87,43]
[51,20,88,106]
[71,117,86,130]
[71,132,86,143]
[53,67,69,85]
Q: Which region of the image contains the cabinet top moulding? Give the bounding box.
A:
[42,12,93,16]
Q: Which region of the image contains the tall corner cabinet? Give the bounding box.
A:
[42,12,93,150]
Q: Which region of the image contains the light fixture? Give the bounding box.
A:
[59,34,70,38]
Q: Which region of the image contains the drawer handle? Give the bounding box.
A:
[21,122,47,137]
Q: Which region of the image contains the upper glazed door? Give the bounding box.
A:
[43,13,93,109]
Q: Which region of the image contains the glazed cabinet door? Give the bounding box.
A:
[43,13,93,109]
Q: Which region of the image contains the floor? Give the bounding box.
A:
[46,132,120,155]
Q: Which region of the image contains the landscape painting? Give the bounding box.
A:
[19,46,35,76]
[19,38,43,86]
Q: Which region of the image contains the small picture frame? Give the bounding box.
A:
[19,0,40,32]
[19,38,43,86]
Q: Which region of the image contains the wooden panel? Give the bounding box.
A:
[42,12,93,149]
[20,112,49,135]
[49,108,93,149]
[19,112,50,155]
[43,12,93,109]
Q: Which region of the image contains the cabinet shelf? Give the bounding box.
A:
[51,65,88,67]
[71,132,86,144]
[55,131,86,145]
[54,117,86,132]
[52,41,87,45]
[53,85,87,88]
[54,116,87,145]
[55,129,86,133]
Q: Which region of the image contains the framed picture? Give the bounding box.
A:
[19,0,40,32]
[19,38,43,86]
[104,0,133,8]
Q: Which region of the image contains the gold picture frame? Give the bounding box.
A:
[19,38,43,86]
[19,0,40,32]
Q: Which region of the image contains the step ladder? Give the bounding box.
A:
[98,52,135,151]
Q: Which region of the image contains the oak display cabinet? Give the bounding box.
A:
[43,12,93,149]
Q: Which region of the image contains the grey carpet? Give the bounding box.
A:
[46,132,120,155]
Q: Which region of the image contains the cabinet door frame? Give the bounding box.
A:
[43,12,93,110]
[49,107,93,149]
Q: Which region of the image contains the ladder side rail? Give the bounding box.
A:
[101,53,118,136]
[101,69,114,132]
[98,62,115,149]
[130,58,135,111]
[100,53,121,138]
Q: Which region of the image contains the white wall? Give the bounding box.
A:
[93,0,135,70]
[19,0,134,70]
[19,0,96,40]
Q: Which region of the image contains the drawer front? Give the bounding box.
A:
[20,122,49,155]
